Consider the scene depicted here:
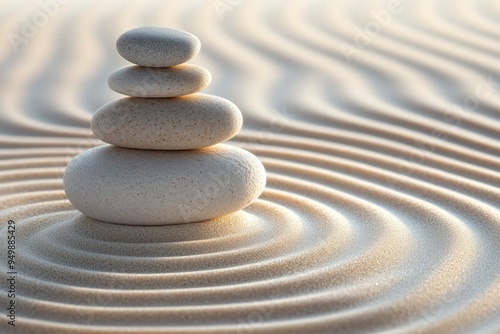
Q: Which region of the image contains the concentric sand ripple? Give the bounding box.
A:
[0,0,499,333]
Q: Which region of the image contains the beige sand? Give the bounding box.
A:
[0,0,499,333]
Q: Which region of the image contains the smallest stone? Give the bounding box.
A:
[116,26,200,67]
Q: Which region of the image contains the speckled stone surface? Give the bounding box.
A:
[91,94,243,150]
[63,144,267,225]
[108,64,211,97]
[116,27,200,67]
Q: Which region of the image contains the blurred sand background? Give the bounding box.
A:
[0,0,499,333]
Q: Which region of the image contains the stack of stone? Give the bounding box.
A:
[63,27,266,226]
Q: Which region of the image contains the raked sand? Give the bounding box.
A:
[0,0,499,333]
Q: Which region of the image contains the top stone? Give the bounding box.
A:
[116,27,201,67]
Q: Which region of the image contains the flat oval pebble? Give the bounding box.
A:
[63,144,266,225]
[116,27,200,67]
[108,64,211,97]
[91,94,242,150]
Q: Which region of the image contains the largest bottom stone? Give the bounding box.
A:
[63,144,266,225]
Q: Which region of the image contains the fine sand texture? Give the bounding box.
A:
[0,0,499,333]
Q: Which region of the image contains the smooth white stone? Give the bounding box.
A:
[91,94,242,150]
[108,64,211,97]
[116,26,200,67]
[63,144,267,225]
